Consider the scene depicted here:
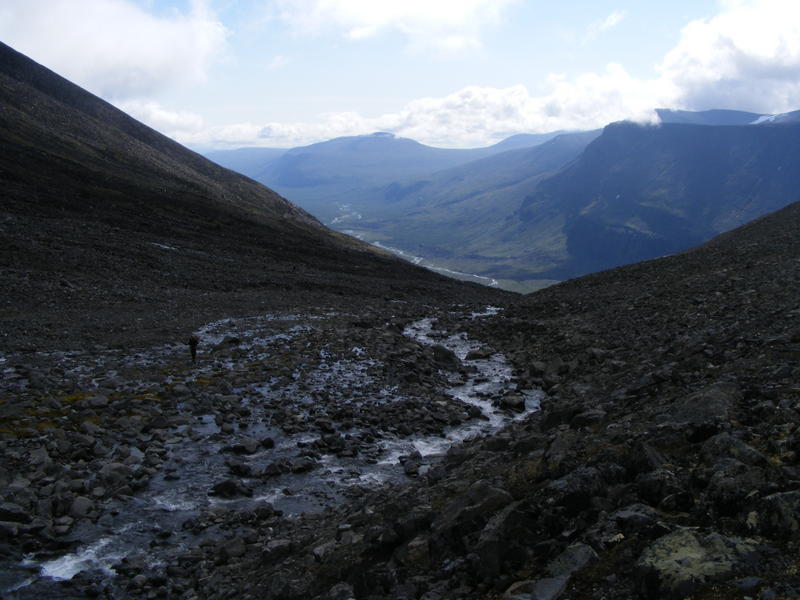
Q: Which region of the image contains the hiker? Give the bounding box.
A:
[187,334,199,363]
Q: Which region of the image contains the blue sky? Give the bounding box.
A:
[2,1,800,149]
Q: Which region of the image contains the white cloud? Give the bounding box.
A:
[176,71,664,149]
[116,99,205,133]
[584,9,627,43]
[167,0,800,150]
[271,0,519,53]
[266,55,289,70]
[658,0,800,112]
[0,0,227,100]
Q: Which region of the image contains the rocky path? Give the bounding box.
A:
[0,304,540,598]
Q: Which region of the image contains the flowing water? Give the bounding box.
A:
[3,307,541,596]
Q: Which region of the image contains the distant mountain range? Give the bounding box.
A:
[204,131,564,223]
[204,108,800,291]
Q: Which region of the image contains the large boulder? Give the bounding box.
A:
[636,528,775,599]
[662,383,741,442]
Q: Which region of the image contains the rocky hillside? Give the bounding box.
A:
[0,41,502,352]
[162,199,796,600]
[1,41,799,600]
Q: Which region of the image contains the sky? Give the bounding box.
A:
[2,0,800,150]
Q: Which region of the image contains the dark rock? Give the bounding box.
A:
[665,382,741,442]
[547,542,598,578]
[323,582,356,600]
[702,459,766,515]
[209,479,252,498]
[431,344,461,370]
[466,346,495,360]
[289,457,316,473]
[432,481,513,543]
[500,394,526,412]
[98,462,133,488]
[757,491,800,538]
[69,496,94,518]
[570,409,606,428]
[0,502,32,524]
[220,536,247,560]
[701,433,768,467]
[545,466,605,514]
[230,438,261,455]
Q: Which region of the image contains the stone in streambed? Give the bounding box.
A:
[289,457,316,473]
[500,393,526,412]
[227,438,261,455]
[466,346,495,360]
[209,479,252,498]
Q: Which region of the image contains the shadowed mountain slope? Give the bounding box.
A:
[337,131,600,287]
[209,131,564,223]
[0,42,503,351]
[503,119,800,280]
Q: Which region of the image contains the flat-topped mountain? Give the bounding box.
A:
[506,119,800,279]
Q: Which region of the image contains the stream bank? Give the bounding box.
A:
[0,305,540,598]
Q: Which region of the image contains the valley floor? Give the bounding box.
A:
[1,203,800,600]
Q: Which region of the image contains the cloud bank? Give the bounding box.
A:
[3,0,800,149]
[0,0,227,99]
[271,0,520,53]
[178,0,800,148]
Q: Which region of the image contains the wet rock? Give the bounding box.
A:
[636,528,775,599]
[209,479,253,498]
[229,438,261,455]
[262,461,287,477]
[289,456,316,473]
[401,451,423,477]
[466,346,495,360]
[500,394,526,412]
[226,457,253,477]
[431,344,461,370]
